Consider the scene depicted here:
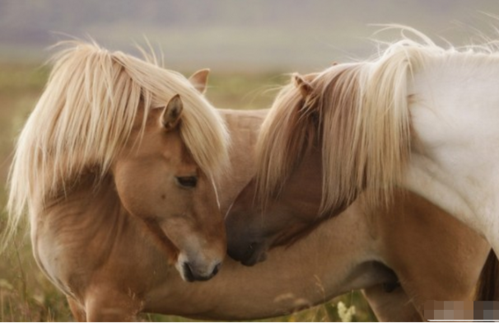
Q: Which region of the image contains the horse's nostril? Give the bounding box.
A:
[244,242,258,259]
[182,261,221,282]
[182,262,195,282]
[212,263,221,276]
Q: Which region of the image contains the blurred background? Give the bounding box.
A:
[2,0,499,71]
[0,0,498,321]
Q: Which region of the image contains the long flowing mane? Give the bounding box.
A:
[255,28,464,214]
[5,41,229,247]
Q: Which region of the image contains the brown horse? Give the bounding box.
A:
[3,42,229,321]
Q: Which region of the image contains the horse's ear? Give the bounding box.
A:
[162,94,183,131]
[188,68,210,94]
[293,73,313,98]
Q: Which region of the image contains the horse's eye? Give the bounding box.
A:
[176,176,198,188]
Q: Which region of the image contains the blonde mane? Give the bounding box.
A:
[255,28,465,214]
[5,41,228,248]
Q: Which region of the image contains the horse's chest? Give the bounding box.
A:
[31,226,68,297]
[31,213,99,299]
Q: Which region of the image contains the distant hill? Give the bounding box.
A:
[1,0,498,71]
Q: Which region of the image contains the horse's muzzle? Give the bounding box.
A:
[181,261,221,282]
[227,241,267,266]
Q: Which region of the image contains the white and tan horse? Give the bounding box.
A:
[3,42,229,320]
[235,27,499,269]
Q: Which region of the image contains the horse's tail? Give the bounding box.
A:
[475,250,499,301]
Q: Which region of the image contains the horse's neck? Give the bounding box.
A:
[35,174,124,246]
[147,200,389,320]
[407,53,499,245]
[216,108,269,214]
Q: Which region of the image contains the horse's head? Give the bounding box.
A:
[226,70,354,265]
[225,149,328,266]
[227,56,410,265]
[113,91,225,282]
[109,67,227,282]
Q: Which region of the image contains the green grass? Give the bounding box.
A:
[0,64,377,322]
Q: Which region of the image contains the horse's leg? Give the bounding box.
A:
[400,271,478,319]
[363,285,423,322]
[85,287,142,322]
[67,296,86,322]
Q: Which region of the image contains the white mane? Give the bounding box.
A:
[256,27,499,214]
[5,41,229,249]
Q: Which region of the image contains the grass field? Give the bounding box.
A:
[0,64,377,322]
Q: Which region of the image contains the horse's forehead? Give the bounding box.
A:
[128,119,191,159]
[142,106,163,126]
[162,132,198,166]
